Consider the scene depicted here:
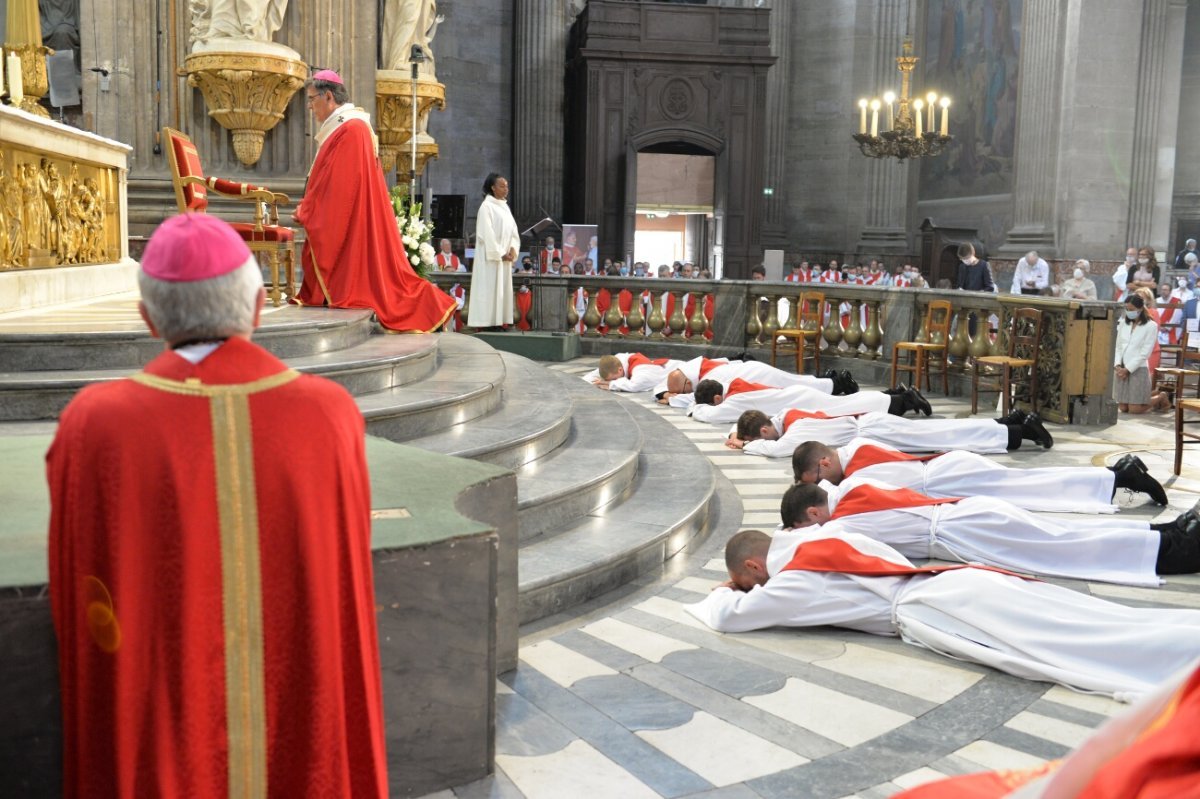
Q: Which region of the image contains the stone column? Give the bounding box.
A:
[855,0,909,255]
[512,0,570,228]
[1127,0,1189,250]
[999,0,1067,257]
[760,0,790,246]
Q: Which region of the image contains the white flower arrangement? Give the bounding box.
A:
[390,185,433,280]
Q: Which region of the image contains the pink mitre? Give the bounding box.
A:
[142,213,253,282]
[312,69,343,85]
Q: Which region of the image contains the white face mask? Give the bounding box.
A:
[1179,278,1188,288]
[1074,269,1084,280]
[1138,257,1150,266]
[1126,255,1136,264]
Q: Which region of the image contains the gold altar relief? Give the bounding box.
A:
[376,75,445,175]
[0,148,118,270]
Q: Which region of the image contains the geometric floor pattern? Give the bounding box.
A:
[423,358,1200,799]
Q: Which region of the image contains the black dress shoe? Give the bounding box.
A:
[824,369,838,381]
[1021,413,1054,449]
[907,387,933,416]
[1113,458,1169,505]
[839,370,859,395]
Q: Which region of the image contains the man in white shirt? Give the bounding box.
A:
[687,528,1200,699]
[1112,248,1135,301]
[778,479,1199,587]
[1011,251,1050,295]
[791,438,1168,509]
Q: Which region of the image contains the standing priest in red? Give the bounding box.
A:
[295,69,454,332]
[48,214,388,798]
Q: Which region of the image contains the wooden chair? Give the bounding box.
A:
[891,299,952,394]
[1154,323,1200,405]
[162,127,296,305]
[1174,397,1200,475]
[971,307,1044,416]
[771,291,824,375]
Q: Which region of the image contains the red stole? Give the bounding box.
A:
[435,252,460,270]
[294,119,455,332]
[779,537,1025,580]
[726,378,774,398]
[832,483,961,520]
[627,353,670,374]
[698,357,725,379]
[782,408,836,431]
[842,445,943,479]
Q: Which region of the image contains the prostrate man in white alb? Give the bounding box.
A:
[687,528,1200,700]
[777,480,1199,588]
[655,357,857,408]
[1011,250,1050,295]
[688,378,930,424]
[581,353,684,392]
[791,438,1168,511]
[728,407,1053,458]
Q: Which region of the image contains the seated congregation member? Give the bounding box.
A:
[581,353,683,392]
[689,379,929,425]
[792,437,1168,510]
[778,481,1198,587]
[656,357,851,407]
[728,407,1053,458]
[687,528,1200,700]
[295,70,455,332]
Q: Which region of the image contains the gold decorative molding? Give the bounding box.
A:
[376,72,446,175]
[4,43,52,117]
[0,146,119,270]
[183,51,307,166]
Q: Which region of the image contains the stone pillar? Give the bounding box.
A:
[999,0,1066,257]
[855,0,909,255]
[512,0,570,228]
[760,0,790,246]
[1127,0,1189,251]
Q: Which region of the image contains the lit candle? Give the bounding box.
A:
[925,92,937,136]
[883,91,896,131]
[869,99,881,138]
[939,96,950,136]
[858,98,868,135]
[913,99,924,137]
[0,52,6,100]
[7,53,23,105]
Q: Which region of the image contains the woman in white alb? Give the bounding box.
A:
[468,173,519,329]
[1114,293,1158,414]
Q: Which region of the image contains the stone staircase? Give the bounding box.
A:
[0,303,717,626]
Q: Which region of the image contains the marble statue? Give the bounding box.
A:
[39,0,81,53]
[381,0,443,77]
[189,0,290,49]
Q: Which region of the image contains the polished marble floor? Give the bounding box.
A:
[428,360,1200,799]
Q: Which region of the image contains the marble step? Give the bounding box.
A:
[358,335,506,441]
[513,373,643,542]
[0,332,441,421]
[517,395,715,624]
[402,352,573,472]
[0,306,375,372]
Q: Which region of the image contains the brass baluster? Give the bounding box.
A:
[647,291,666,340]
[781,295,798,331]
[822,296,842,349]
[582,291,602,337]
[667,291,688,338]
[861,299,882,359]
[967,305,991,360]
[948,308,971,370]
[745,293,763,346]
[761,294,781,345]
[603,293,624,337]
[991,306,1009,356]
[914,302,931,344]
[688,293,709,340]
[843,299,863,357]
[627,292,646,339]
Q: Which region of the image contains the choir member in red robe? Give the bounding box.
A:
[48,214,388,798]
[295,69,454,333]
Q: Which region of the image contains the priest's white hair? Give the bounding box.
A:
[138,257,263,343]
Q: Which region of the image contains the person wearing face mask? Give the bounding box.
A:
[1112,248,1135,302]
[1163,277,1194,344]
[1114,294,1159,414]
[618,263,630,277]
[1127,247,1160,293]
[1057,259,1098,300]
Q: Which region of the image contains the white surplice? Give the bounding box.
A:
[689,384,890,424]
[687,530,1200,700]
[579,354,685,392]
[657,357,835,408]
[834,438,1117,513]
[743,411,1010,458]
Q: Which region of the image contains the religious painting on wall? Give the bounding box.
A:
[562,224,598,271]
[918,0,1022,201]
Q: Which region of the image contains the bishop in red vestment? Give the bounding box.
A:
[295,70,454,333]
[49,213,388,798]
